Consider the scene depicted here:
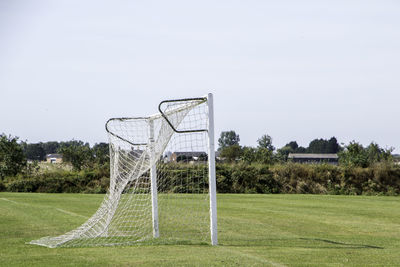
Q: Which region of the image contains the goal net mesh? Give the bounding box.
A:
[29,98,210,247]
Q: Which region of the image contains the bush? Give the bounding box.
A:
[271,163,400,195]
[3,167,110,193]
[2,162,400,195]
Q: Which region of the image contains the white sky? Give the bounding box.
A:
[1,0,399,152]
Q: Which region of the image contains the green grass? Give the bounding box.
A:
[1,193,399,266]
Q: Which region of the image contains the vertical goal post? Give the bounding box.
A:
[156,93,218,245]
[29,93,217,247]
[207,93,218,246]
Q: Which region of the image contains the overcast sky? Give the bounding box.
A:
[1,0,399,152]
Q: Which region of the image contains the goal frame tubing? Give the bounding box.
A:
[158,97,208,133]
[104,93,218,246]
[206,93,218,246]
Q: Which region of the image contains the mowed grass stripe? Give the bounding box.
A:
[1,193,399,266]
[0,197,19,204]
[55,208,89,219]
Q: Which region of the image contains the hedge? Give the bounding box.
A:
[1,162,399,195]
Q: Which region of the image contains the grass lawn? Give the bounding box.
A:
[0,193,399,266]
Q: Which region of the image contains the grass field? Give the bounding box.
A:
[1,193,399,266]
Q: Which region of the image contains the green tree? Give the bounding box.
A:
[283,141,307,153]
[218,131,240,151]
[255,148,274,164]
[0,134,27,179]
[58,140,93,170]
[257,134,275,151]
[220,144,242,162]
[42,141,60,155]
[24,143,46,161]
[338,141,391,168]
[366,142,393,163]
[327,137,340,153]
[286,141,298,151]
[296,146,307,153]
[307,139,326,153]
[338,141,369,167]
[92,143,109,165]
[241,146,256,163]
[241,146,274,165]
[307,137,340,153]
[275,145,294,162]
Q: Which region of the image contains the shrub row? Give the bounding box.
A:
[1,163,399,195]
[270,163,400,195]
[1,168,109,194]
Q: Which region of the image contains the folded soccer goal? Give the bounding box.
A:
[29,93,217,248]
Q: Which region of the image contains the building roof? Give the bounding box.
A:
[46,154,62,159]
[288,153,338,159]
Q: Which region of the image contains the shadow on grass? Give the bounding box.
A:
[29,236,383,249]
[135,238,209,246]
[30,237,384,249]
[103,237,384,250]
[299,238,384,249]
[220,237,384,249]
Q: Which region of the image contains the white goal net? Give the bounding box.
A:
[29,94,217,248]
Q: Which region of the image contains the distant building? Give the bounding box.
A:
[46,154,63,164]
[394,154,400,165]
[288,153,338,165]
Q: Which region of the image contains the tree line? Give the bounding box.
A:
[218,130,393,167]
[0,131,397,185]
[21,140,109,167]
[0,134,110,179]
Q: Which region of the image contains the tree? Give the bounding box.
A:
[307,137,340,153]
[296,146,307,153]
[24,143,46,161]
[257,135,275,152]
[366,142,392,163]
[42,141,60,155]
[241,146,256,163]
[92,143,109,165]
[241,145,274,165]
[218,131,240,151]
[338,141,369,167]
[0,134,27,179]
[255,148,274,164]
[338,141,392,168]
[219,144,242,162]
[275,145,294,162]
[58,140,93,170]
[283,141,307,153]
[307,138,326,153]
[326,137,340,153]
[286,141,298,151]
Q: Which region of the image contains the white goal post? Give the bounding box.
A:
[29,93,217,247]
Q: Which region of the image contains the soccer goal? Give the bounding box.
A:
[29,93,217,248]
